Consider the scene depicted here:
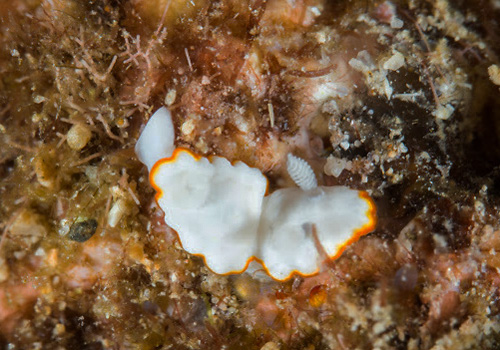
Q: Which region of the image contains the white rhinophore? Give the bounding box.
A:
[135,107,175,171]
[136,107,376,281]
[286,153,318,190]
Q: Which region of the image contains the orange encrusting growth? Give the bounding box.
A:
[149,147,377,282]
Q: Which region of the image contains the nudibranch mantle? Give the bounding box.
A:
[151,148,267,274]
[136,107,376,281]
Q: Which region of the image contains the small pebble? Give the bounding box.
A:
[383,51,405,71]
[261,342,280,350]
[488,64,500,86]
[0,257,9,283]
[181,119,195,136]
[68,219,98,242]
[67,124,92,150]
[432,104,454,120]
[108,198,130,228]
[390,17,404,29]
[164,89,177,106]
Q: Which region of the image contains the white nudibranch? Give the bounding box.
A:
[135,107,377,281]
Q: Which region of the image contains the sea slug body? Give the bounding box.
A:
[136,107,376,281]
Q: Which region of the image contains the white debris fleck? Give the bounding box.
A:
[233,115,250,133]
[340,140,350,150]
[373,321,387,335]
[390,17,404,29]
[349,50,375,73]
[350,50,393,99]
[164,89,177,106]
[383,76,393,99]
[171,273,177,282]
[324,156,352,177]
[13,251,26,260]
[181,119,196,136]
[315,30,327,44]
[313,81,349,101]
[310,6,321,16]
[393,91,423,102]
[398,142,408,153]
[0,258,9,283]
[201,76,211,85]
[108,198,130,228]
[260,341,280,350]
[488,64,500,86]
[34,95,46,104]
[34,247,46,257]
[433,234,448,249]
[322,100,339,114]
[383,51,405,71]
[432,104,455,120]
